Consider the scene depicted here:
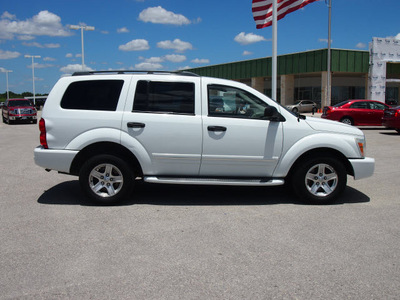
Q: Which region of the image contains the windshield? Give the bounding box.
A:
[9,100,32,107]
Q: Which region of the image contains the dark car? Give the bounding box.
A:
[2,98,37,124]
[382,105,400,134]
[321,99,389,126]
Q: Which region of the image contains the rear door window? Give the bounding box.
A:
[133,81,195,115]
[350,102,369,109]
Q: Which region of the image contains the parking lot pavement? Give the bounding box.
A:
[1,117,400,299]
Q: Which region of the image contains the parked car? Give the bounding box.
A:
[386,100,398,107]
[286,100,318,113]
[321,99,389,126]
[382,105,400,133]
[2,98,37,124]
[34,70,374,205]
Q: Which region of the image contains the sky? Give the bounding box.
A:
[0,0,399,94]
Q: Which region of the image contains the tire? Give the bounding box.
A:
[79,155,135,205]
[292,107,298,114]
[340,117,353,126]
[292,156,347,204]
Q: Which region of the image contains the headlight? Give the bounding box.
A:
[356,138,366,158]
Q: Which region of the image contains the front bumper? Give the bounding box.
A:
[9,115,37,121]
[34,146,78,174]
[349,157,375,180]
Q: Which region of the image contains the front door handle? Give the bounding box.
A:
[127,122,145,128]
[207,126,227,132]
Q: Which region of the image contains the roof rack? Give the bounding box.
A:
[72,70,199,77]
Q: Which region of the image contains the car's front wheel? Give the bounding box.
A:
[292,156,347,204]
[79,155,135,205]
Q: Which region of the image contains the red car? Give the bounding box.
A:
[321,99,389,126]
[382,105,400,134]
[2,98,37,124]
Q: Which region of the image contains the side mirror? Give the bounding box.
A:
[264,106,285,122]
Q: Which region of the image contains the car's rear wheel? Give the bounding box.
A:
[292,156,347,204]
[79,155,135,205]
[292,107,298,113]
[340,117,353,125]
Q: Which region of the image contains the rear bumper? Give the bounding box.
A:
[34,146,78,174]
[349,157,375,180]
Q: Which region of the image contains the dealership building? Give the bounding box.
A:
[188,37,400,107]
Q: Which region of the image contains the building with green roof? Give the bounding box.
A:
[188,39,400,108]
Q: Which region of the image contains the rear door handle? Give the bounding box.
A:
[207,126,227,132]
[127,122,145,128]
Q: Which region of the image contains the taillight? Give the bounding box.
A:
[39,118,48,149]
[395,110,400,118]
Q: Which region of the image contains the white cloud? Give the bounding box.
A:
[43,57,56,61]
[178,66,191,70]
[234,32,266,45]
[0,49,21,59]
[27,63,54,69]
[1,12,16,20]
[17,35,35,41]
[0,10,71,40]
[191,58,209,64]
[139,6,190,25]
[243,51,253,56]
[135,62,163,70]
[119,39,150,51]
[141,56,164,63]
[66,53,73,58]
[60,64,94,73]
[318,38,333,44]
[356,42,367,49]
[117,27,129,33]
[395,33,400,40]
[165,54,186,63]
[157,39,193,52]
[22,42,60,48]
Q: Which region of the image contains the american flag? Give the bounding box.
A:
[252,0,319,29]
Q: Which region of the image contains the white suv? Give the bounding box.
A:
[34,71,374,205]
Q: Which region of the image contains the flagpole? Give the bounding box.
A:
[272,0,278,101]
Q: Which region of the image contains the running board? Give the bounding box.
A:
[144,176,285,186]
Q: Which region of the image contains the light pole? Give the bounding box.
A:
[1,69,13,99]
[69,24,95,70]
[25,55,41,105]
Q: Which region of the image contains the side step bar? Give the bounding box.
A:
[144,176,285,186]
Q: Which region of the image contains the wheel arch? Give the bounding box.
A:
[287,148,354,180]
[70,142,143,177]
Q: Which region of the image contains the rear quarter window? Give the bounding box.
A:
[61,80,124,111]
